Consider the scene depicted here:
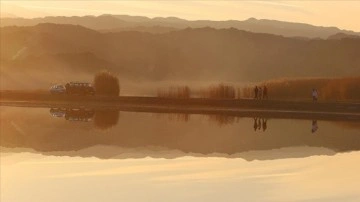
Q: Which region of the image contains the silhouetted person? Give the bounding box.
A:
[263,86,268,99]
[254,117,258,131]
[254,86,258,99]
[65,83,70,94]
[311,120,318,133]
[258,87,262,100]
[257,118,261,130]
[262,118,267,131]
[312,88,318,102]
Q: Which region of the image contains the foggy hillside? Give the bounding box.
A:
[1,14,359,38]
[1,23,360,89]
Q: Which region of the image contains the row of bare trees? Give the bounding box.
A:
[92,70,359,101]
[157,86,191,99]
[157,84,243,99]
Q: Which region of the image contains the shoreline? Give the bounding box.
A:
[1,91,360,121]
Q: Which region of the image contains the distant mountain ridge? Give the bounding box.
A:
[1,23,360,87]
[1,14,359,38]
[327,33,360,40]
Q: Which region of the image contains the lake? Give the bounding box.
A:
[1,106,360,202]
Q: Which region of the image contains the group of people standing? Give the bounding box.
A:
[253,85,319,102]
[254,86,268,100]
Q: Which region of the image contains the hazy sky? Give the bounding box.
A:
[1,1,360,31]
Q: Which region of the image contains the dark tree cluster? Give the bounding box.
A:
[93,71,120,96]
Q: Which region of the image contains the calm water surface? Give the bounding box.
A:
[1,106,360,202]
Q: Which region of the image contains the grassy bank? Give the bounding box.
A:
[242,77,360,101]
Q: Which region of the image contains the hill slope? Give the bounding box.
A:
[1,23,360,89]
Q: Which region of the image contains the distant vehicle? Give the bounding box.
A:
[50,84,66,94]
[65,82,95,95]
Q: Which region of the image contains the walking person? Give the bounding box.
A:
[263,86,268,99]
[254,86,258,100]
[258,87,262,100]
[312,88,318,102]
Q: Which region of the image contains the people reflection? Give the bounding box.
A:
[262,118,267,131]
[254,117,268,132]
[312,120,318,133]
[254,117,258,131]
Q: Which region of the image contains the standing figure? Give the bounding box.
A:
[254,86,258,100]
[65,83,71,94]
[263,86,268,99]
[312,89,318,102]
[258,87,262,100]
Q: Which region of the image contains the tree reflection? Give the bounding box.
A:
[153,113,239,126]
[93,110,119,130]
[153,113,190,122]
[208,115,239,126]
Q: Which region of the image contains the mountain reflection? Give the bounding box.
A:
[50,108,119,129]
[1,107,359,161]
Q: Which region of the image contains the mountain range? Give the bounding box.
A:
[1,14,360,38]
[1,23,360,89]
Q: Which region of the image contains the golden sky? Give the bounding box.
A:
[1,1,360,31]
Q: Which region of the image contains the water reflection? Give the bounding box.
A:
[50,108,119,129]
[207,115,240,126]
[1,106,359,161]
[50,108,95,122]
[153,113,190,122]
[93,110,119,130]
[153,113,240,126]
[253,118,268,132]
[312,120,319,133]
